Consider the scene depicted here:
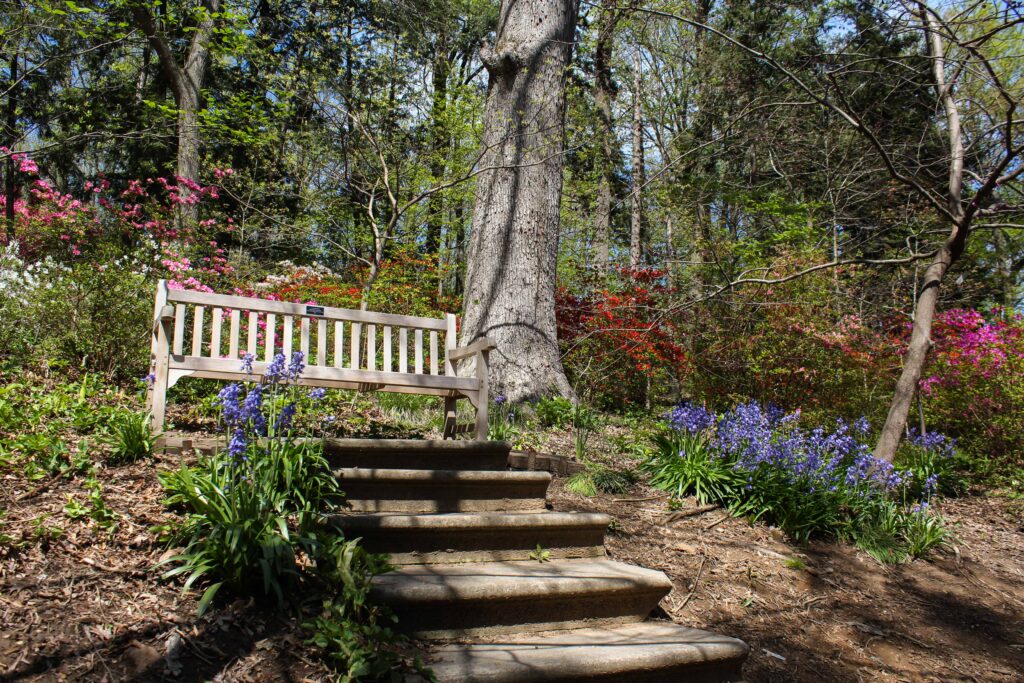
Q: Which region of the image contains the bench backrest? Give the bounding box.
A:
[156,280,457,377]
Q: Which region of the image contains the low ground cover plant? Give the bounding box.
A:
[647,402,952,563]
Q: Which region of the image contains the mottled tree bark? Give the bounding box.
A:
[460,0,579,401]
[593,2,619,275]
[132,0,220,225]
[425,32,451,257]
[629,53,645,270]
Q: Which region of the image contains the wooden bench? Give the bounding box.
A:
[145,279,493,439]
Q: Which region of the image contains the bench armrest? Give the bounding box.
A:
[447,337,495,362]
[152,304,175,334]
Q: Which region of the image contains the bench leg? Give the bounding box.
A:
[443,397,457,439]
[475,391,488,441]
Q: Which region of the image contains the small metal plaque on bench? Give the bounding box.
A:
[306,305,325,316]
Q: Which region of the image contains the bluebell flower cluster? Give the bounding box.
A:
[666,402,714,434]
[265,352,286,380]
[218,350,308,458]
[275,402,297,433]
[309,388,327,400]
[673,402,923,501]
[288,351,305,380]
[908,428,956,458]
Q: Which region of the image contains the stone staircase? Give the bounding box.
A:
[325,439,749,682]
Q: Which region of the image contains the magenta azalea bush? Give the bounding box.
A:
[920,309,1024,466]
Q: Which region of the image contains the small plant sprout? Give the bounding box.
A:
[529,543,551,563]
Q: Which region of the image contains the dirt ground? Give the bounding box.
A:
[2,438,1023,682]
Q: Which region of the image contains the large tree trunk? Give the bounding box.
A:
[629,53,645,270]
[593,3,618,275]
[460,0,579,402]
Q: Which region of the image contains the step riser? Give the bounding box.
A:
[340,476,551,513]
[324,439,510,471]
[382,591,665,638]
[345,498,547,513]
[426,661,746,683]
[351,528,606,564]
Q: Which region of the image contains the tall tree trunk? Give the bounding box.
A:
[4,50,18,241]
[425,34,451,256]
[629,52,645,270]
[460,0,579,402]
[593,3,618,275]
[874,7,967,462]
[132,0,220,226]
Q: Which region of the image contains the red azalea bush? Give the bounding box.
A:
[557,268,687,410]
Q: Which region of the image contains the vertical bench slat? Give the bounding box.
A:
[415,329,424,374]
[334,321,344,368]
[172,304,185,355]
[192,306,205,357]
[211,308,223,358]
[283,315,294,359]
[351,323,362,369]
[367,324,376,372]
[265,313,276,361]
[383,326,392,372]
[300,317,310,361]
[247,312,258,357]
[445,314,456,376]
[317,319,327,366]
[229,309,241,359]
[430,330,439,375]
[399,328,408,373]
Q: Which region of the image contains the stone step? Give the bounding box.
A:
[328,512,608,564]
[324,438,511,471]
[338,468,551,513]
[413,622,750,682]
[372,559,673,638]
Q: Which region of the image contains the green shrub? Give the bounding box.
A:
[565,464,637,496]
[158,438,344,614]
[535,396,574,428]
[645,432,743,505]
[103,411,156,464]
[2,250,153,379]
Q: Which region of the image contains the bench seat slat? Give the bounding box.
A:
[173,304,185,355]
[211,308,223,358]
[334,321,344,368]
[247,312,258,358]
[229,309,241,359]
[283,315,294,359]
[317,319,327,366]
[192,306,205,357]
[399,328,408,373]
[265,313,276,361]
